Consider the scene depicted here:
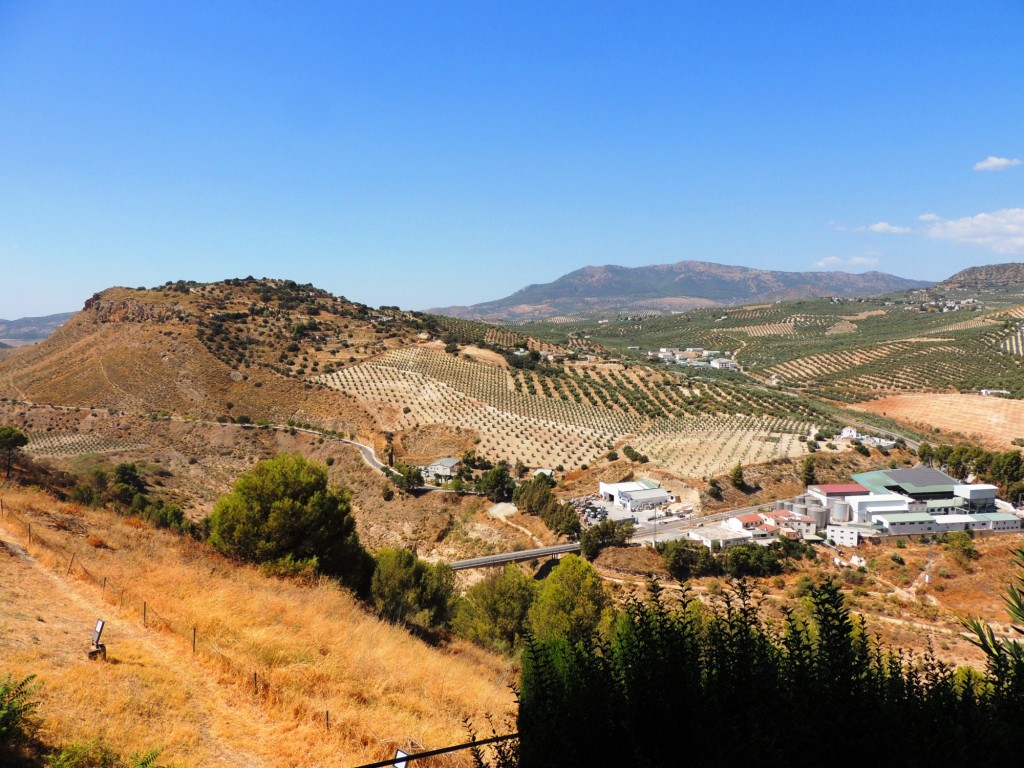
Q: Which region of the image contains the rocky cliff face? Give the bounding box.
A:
[84,292,192,323]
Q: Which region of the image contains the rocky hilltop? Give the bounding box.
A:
[0,278,432,437]
[934,262,1024,292]
[431,260,931,321]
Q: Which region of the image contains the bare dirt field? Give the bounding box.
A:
[852,394,1024,449]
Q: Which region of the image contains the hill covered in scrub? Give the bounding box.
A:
[935,262,1024,293]
[431,260,931,321]
[0,278,440,436]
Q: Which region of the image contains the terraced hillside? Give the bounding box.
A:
[522,293,1024,402]
[315,345,830,476]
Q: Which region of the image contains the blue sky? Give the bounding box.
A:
[1,1,1022,318]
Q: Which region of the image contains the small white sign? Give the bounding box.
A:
[394,749,408,768]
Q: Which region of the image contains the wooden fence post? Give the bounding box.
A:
[143,602,147,628]
[192,626,196,655]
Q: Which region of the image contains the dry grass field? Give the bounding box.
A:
[0,485,515,767]
[853,394,1024,449]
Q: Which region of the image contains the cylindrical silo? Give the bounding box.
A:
[831,500,851,523]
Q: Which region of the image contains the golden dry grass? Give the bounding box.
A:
[0,485,514,767]
[853,393,1024,449]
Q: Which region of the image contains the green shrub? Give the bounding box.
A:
[0,672,38,742]
[207,453,371,593]
[47,740,164,768]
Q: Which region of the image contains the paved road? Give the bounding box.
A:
[841,417,921,450]
[450,542,582,571]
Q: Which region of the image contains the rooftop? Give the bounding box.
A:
[811,483,869,494]
[429,457,461,468]
[873,512,935,524]
[852,467,959,496]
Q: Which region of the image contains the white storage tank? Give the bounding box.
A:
[831,500,851,523]
[806,504,828,529]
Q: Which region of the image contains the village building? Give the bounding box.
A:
[422,457,461,480]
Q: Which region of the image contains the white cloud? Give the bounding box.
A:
[923,208,1024,255]
[973,156,1021,172]
[917,213,941,222]
[813,255,881,268]
[856,221,911,234]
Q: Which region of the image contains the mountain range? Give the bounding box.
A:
[0,311,75,342]
[430,260,933,322]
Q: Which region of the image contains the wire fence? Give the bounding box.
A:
[0,494,514,766]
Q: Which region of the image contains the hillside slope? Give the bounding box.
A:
[0,485,514,767]
[0,279,435,436]
[935,262,1024,292]
[433,260,931,321]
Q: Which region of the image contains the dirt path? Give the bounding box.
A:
[487,503,543,546]
[0,517,271,767]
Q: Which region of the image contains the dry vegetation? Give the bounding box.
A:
[0,401,530,559]
[0,485,515,767]
[853,394,1024,450]
[590,533,1024,669]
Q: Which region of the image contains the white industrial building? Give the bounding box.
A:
[826,522,883,547]
[599,479,672,511]
[619,487,675,512]
[847,493,911,522]
[873,512,938,535]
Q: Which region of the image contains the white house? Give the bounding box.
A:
[423,457,461,480]
[726,513,765,532]
[710,358,739,370]
[688,525,752,550]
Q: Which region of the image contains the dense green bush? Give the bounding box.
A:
[454,565,538,654]
[371,548,457,629]
[206,453,372,592]
[513,476,580,537]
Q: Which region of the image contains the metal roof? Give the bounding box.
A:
[874,512,935,524]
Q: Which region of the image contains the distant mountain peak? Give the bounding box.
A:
[430,260,931,321]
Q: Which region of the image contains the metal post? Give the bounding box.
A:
[102,576,106,595]
[253,671,258,695]
[192,626,196,655]
[143,602,147,627]
[66,553,76,576]
[326,710,330,730]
